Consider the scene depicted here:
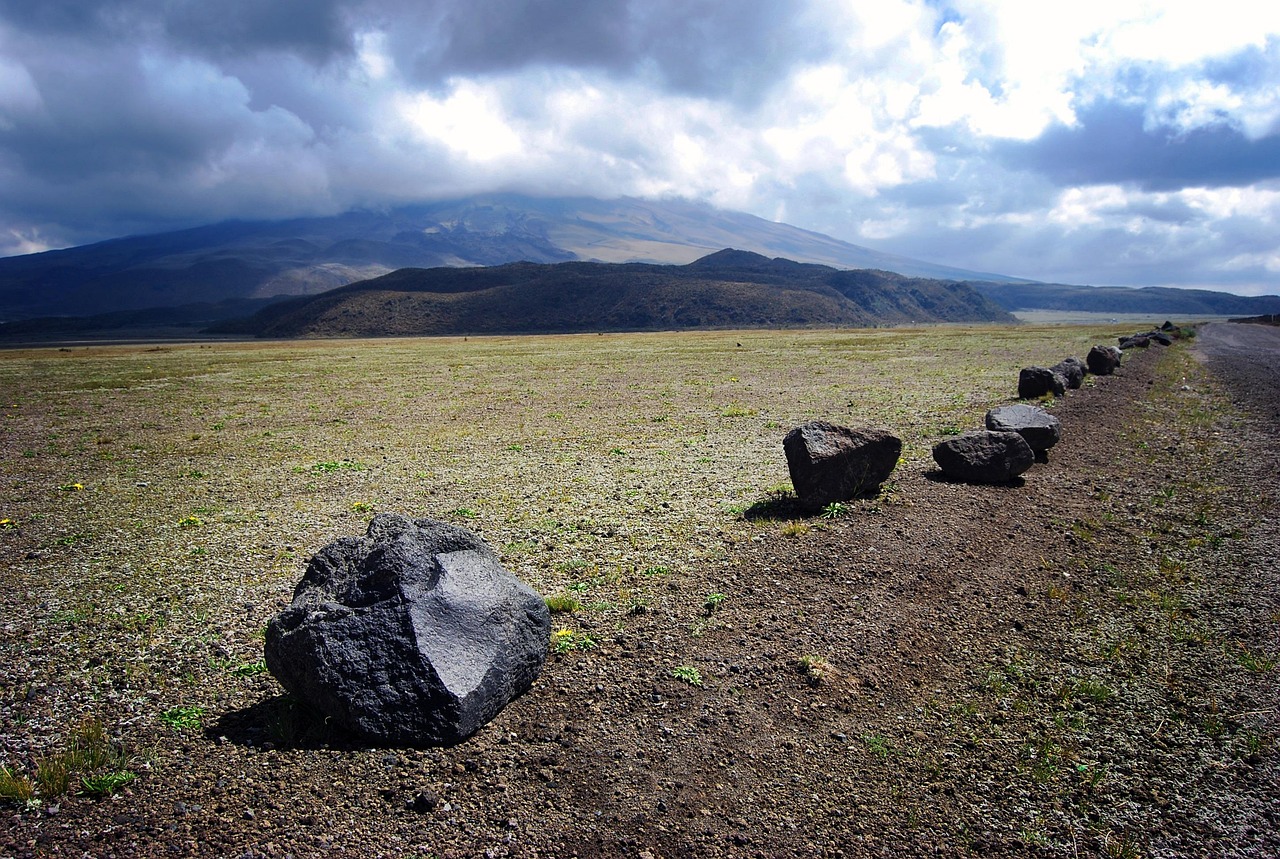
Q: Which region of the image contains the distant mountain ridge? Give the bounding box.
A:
[211,249,1015,338]
[2,194,1276,338]
[971,281,1280,317]
[0,195,1022,323]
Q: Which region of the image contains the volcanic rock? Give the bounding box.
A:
[1018,367,1066,399]
[1051,357,1085,390]
[1086,345,1121,376]
[985,404,1062,453]
[783,421,902,511]
[264,513,551,746]
[932,431,1035,484]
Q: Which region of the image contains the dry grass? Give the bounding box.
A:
[0,325,1124,769]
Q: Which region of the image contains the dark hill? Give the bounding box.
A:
[973,281,1280,316]
[212,250,1014,338]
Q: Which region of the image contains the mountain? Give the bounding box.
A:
[0,195,1022,323]
[210,249,1014,338]
[972,282,1280,317]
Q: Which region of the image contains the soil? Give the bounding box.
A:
[3,323,1279,858]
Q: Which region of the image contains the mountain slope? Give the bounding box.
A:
[212,249,1014,338]
[0,195,1021,322]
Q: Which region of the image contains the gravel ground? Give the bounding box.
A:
[2,325,1278,858]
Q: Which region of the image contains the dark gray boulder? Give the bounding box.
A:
[264,513,551,746]
[985,404,1062,453]
[1018,366,1066,399]
[933,431,1035,483]
[783,421,901,511]
[1086,345,1121,376]
[1051,357,1085,389]
[1119,334,1150,349]
[1148,331,1173,346]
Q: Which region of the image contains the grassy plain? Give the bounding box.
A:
[0,325,1120,626]
[0,324,1129,818]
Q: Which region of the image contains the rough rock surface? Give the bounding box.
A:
[1017,366,1066,399]
[932,430,1035,483]
[783,421,902,511]
[265,513,551,746]
[1087,344,1122,375]
[985,404,1063,453]
[1050,357,1085,390]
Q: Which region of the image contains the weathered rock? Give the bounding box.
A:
[1086,344,1121,376]
[1119,334,1150,349]
[985,404,1062,453]
[1050,357,1085,389]
[1148,331,1173,346]
[783,421,902,510]
[1017,366,1066,399]
[933,431,1035,483]
[264,513,551,746]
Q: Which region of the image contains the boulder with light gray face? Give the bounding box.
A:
[932,430,1035,484]
[985,403,1062,454]
[264,513,551,747]
[783,421,902,511]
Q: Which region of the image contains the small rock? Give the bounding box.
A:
[409,792,438,813]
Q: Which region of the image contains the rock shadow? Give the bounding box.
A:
[923,468,1027,488]
[209,693,362,751]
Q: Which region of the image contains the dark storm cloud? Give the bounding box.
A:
[384,0,830,104]
[0,0,355,61]
[997,101,1280,192]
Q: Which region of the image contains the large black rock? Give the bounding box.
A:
[783,421,902,511]
[932,430,1035,484]
[1018,366,1066,399]
[264,514,551,746]
[1086,345,1121,376]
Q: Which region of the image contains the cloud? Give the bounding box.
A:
[996,102,1280,191]
[0,0,1277,293]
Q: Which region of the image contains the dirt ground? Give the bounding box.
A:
[3,323,1279,858]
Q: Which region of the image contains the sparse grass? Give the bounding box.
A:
[551,629,596,653]
[671,666,703,686]
[861,733,893,759]
[544,593,582,613]
[0,765,34,803]
[820,501,849,519]
[9,717,139,801]
[159,706,206,732]
[780,521,809,537]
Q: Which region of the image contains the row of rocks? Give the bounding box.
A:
[944,336,1131,483]
[1119,320,1186,350]
[1017,344,1122,399]
[264,327,1177,748]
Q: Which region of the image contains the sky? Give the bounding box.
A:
[1,1,1278,294]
